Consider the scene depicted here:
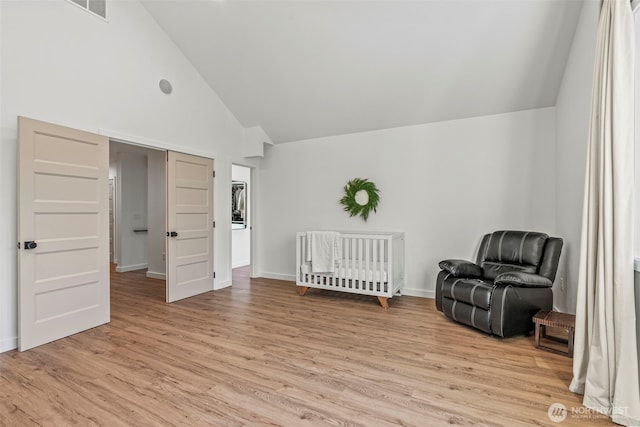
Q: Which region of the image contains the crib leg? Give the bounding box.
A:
[298,286,310,296]
[377,296,389,309]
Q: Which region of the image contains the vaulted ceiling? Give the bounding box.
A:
[141,0,583,143]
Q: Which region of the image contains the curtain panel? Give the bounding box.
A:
[570,0,640,425]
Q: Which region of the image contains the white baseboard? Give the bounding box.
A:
[401,287,435,299]
[146,271,166,280]
[259,272,296,282]
[0,336,18,353]
[232,260,250,269]
[115,263,148,273]
[214,280,231,290]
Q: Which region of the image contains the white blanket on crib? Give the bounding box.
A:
[306,231,341,273]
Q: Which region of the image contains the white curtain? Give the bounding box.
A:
[570,0,640,425]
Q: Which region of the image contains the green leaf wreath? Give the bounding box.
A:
[339,178,380,221]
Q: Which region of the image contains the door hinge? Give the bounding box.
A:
[213,221,216,228]
[17,242,20,249]
[212,171,216,178]
[213,272,216,279]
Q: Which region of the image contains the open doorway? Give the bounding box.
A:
[232,165,251,274]
[109,141,166,284]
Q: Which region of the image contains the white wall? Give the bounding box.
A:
[232,165,251,268]
[0,0,257,352]
[147,149,166,279]
[256,108,557,296]
[554,0,599,313]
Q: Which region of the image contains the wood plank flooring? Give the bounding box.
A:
[0,266,614,426]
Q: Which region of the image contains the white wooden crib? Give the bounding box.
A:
[296,231,405,308]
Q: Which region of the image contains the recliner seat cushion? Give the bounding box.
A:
[494,272,552,288]
[481,262,536,280]
[440,278,493,310]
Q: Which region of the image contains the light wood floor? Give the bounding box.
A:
[0,266,614,426]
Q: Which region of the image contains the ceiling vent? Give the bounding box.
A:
[69,0,107,20]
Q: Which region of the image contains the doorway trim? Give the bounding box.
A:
[101,129,215,160]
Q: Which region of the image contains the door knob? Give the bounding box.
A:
[24,241,38,250]
[170,231,178,237]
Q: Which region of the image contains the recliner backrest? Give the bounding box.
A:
[538,237,563,282]
[478,231,549,281]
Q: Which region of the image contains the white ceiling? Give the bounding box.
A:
[141,0,583,143]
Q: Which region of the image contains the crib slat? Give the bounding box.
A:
[353,238,358,289]
[342,238,347,288]
[377,239,382,289]
[365,239,370,290]
[380,240,389,291]
[352,237,357,288]
[346,238,351,288]
[376,239,381,289]
[372,240,378,292]
[361,238,364,286]
[358,238,364,289]
[372,239,377,291]
[300,234,306,283]
[332,235,338,287]
[297,234,301,283]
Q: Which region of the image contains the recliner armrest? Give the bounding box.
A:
[438,259,483,278]
[494,272,552,288]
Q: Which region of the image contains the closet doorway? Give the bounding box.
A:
[109,141,166,281]
[110,141,215,303]
[232,165,252,273]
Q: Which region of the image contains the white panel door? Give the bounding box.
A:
[166,151,214,302]
[18,117,110,351]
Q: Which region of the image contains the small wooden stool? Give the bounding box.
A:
[533,310,576,357]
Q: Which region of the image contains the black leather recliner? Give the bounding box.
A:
[435,230,563,337]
